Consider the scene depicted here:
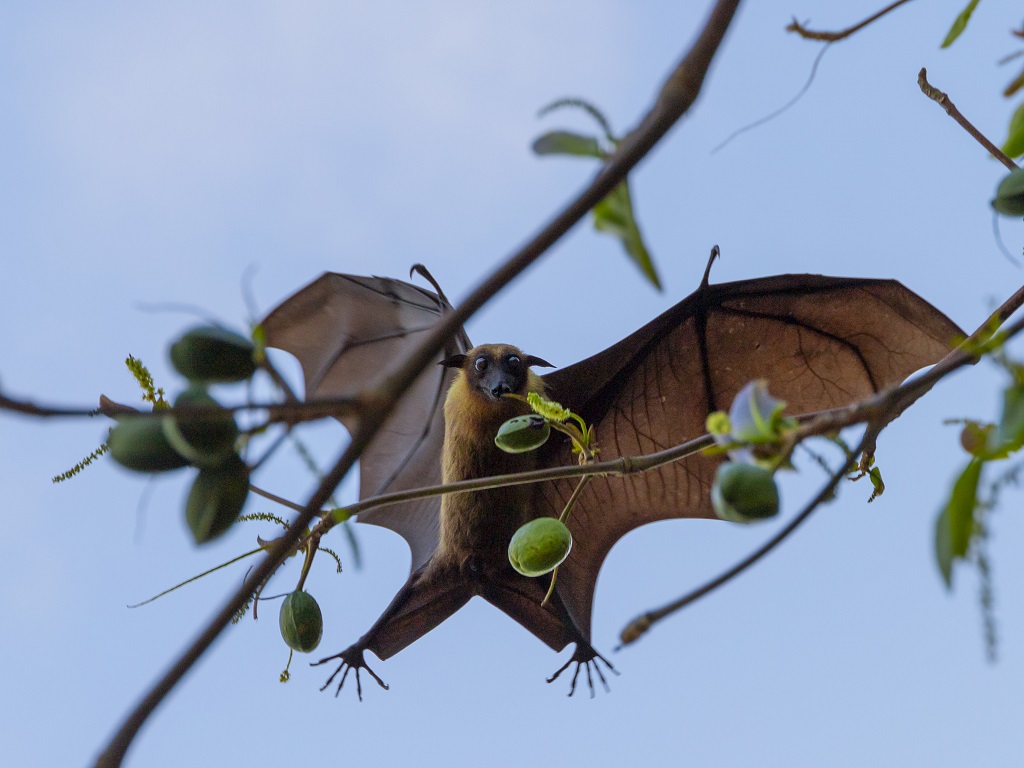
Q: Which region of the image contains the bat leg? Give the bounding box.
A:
[482,572,619,697]
[312,562,472,700]
[546,640,618,698]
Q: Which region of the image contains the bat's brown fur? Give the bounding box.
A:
[434,344,546,572]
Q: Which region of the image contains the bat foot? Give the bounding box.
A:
[313,646,389,701]
[546,643,618,698]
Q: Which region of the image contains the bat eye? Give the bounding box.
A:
[507,355,521,367]
[474,356,488,372]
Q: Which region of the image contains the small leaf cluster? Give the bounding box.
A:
[936,359,1024,588]
[532,98,660,290]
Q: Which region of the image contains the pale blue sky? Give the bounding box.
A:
[3,2,1023,766]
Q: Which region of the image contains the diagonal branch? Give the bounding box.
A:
[93,2,744,765]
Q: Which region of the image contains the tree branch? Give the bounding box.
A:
[93,2,744,765]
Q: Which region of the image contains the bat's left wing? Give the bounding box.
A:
[262,272,470,573]
[538,275,962,640]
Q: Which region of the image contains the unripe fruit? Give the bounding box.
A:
[161,387,238,468]
[279,591,323,653]
[711,462,780,523]
[185,454,249,543]
[495,415,551,454]
[108,417,189,473]
[508,517,572,577]
[170,326,257,383]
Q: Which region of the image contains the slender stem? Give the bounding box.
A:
[786,0,915,42]
[0,391,360,422]
[618,432,870,647]
[558,476,592,525]
[918,68,1020,172]
[93,3,744,765]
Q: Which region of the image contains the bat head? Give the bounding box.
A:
[441,344,553,402]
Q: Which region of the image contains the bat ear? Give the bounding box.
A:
[439,354,467,369]
[525,355,555,369]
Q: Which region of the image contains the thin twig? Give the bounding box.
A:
[786,0,915,43]
[618,432,869,648]
[93,3,744,765]
[918,68,1020,172]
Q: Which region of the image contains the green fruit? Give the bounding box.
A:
[711,462,780,523]
[161,388,238,468]
[992,168,1024,216]
[508,517,572,577]
[279,591,323,653]
[108,417,189,473]
[495,415,551,454]
[185,455,250,543]
[170,326,257,383]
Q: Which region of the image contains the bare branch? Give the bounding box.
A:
[918,68,1020,172]
[787,0,915,43]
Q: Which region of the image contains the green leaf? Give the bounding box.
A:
[935,506,954,589]
[935,458,983,588]
[940,0,981,48]
[593,181,661,290]
[992,167,1024,216]
[531,131,605,159]
[537,97,615,142]
[998,383,1024,450]
[1000,101,1024,160]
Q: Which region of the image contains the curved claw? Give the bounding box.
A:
[547,643,618,698]
[313,646,389,701]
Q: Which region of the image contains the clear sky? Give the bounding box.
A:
[3,2,1023,767]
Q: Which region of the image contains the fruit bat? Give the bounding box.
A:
[261,263,961,696]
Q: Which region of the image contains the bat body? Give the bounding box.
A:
[262,266,961,696]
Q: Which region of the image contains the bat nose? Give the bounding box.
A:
[490,382,512,398]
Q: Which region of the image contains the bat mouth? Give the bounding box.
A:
[477,385,509,402]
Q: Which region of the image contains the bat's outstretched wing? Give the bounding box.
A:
[539,275,962,640]
[262,272,470,573]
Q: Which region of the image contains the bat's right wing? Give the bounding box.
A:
[539,275,963,642]
[262,273,470,573]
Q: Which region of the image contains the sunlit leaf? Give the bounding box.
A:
[593,181,661,289]
[935,458,983,588]
[537,97,615,142]
[531,130,605,158]
[1000,101,1024,159]
[940,0,981,48]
